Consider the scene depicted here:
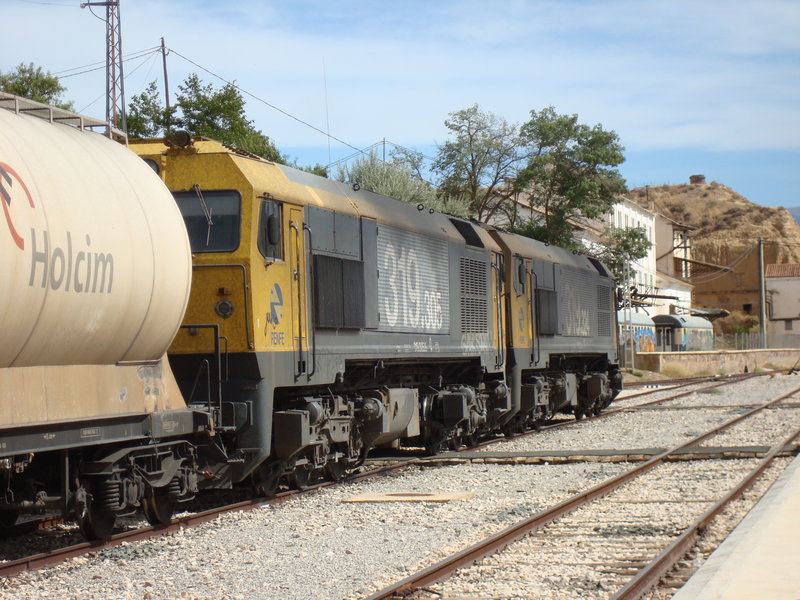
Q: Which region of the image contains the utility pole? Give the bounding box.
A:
[160,37,170,112]
[160,37,171,131]
[81,1,126,136]
[757,237,767,348]
[625,258,634,368]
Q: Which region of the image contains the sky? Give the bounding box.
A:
[3,0,800,208]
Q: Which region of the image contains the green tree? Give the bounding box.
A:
[337,151,449,211]
[127,81,175,138]
[0,62,73,109]
[433,104,522,222]
[515,106,627,247]
[593,226,651,284]
[297,163,329,177]
[175,74,283,162]
[126,74,284,163]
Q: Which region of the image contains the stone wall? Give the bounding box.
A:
[636,348,800,375]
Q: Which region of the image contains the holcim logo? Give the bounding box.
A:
[0,161,114,294]
[0,161,34,251]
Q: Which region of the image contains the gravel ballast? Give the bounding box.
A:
[1,374,798,600]
[1,461,630,600]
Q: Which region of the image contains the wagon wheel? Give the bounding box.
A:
[142,486,175,526]
[0,509,18,528]
[77,499,116,541]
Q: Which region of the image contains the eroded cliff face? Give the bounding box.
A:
[628,182,800,266]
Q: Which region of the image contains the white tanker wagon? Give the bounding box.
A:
[0,95,212,539]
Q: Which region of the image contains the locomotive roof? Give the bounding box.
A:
[487,227,603,273]
[132,137,499,248]
[276,164,470,244]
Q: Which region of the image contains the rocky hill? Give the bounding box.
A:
[627,180,800,266]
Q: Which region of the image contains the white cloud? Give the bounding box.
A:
[2,0,798,154]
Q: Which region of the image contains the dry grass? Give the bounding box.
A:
[628,182,800,264]
[661,364,692,379]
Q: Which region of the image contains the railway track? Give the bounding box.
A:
[0,372,792,591]
[364,382,800,600]
[0,456,421,578]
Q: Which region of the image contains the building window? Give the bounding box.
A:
[743,303,753,314]
[787,320,794,332]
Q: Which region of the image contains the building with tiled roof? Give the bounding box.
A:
[765,263,800,338]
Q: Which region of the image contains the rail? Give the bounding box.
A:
[364,382,800,600]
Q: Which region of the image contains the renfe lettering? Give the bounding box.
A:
[28,229,114,294]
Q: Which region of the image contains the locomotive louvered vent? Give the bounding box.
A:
[459,257,488,333]
[597,285,612,337]
[313,255,365,329]
[559,266,595,337]
[597,285,611,311]
[536,288,559,335]
[597,312,612,337]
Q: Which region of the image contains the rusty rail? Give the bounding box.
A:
[611,423,800,599]
[364,383,800,600]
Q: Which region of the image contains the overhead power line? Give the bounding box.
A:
[55,46,159,78]
[167,47,363,155]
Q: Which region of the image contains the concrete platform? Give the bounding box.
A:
[672,452,800,600]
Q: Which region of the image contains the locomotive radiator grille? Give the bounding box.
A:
[597,285,613,337]
[559,266,595,337]
[459,258,489,333]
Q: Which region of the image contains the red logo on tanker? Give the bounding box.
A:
[0,161,35,251]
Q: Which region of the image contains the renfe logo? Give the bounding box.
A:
[0,161,115,294]
[0,161,34,250]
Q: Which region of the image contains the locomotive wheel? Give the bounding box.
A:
[78,502,116,540]
[0,509,18,528]
[425,437,447,455]
[251,461,282,497]
[325,459,347,482]
[289,465,314,490]
[142,486,175,526]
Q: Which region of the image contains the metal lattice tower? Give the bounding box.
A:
[82,1,126,135]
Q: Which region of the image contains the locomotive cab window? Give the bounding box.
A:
[174,189,241,253]
[258,199,283,261]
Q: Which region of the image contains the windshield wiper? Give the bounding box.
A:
[192,184,214,246]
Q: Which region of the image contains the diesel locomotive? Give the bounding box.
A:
[0,95,621,539]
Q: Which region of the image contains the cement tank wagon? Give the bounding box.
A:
[0,103,191,367]
[0,96,209,540]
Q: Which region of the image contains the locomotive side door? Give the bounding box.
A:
[288,206,309,379]
[254,200,309,380]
